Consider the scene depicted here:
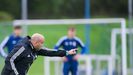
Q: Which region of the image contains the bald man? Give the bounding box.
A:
[1,33,77,75]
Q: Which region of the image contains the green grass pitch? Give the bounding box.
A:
[0,24,123,75]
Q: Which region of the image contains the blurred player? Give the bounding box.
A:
[0,26,22,58]
[54,27,86,75]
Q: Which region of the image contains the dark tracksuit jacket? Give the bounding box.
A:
[1,36,67,75]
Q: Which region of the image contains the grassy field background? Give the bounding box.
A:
[0,23,125,75]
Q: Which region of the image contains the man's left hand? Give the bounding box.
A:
[67,49,77,55]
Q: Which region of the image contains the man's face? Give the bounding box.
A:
[14,29,22,36]
[34,39,44,50]
[68,30,76,38]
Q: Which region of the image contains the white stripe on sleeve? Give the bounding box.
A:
[55,36,67,47]
[10,46,25,75]
[74,37,85,47]
[0,36,9,57]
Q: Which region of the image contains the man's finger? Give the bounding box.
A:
[72,49,77,54]
[72,48,78,51]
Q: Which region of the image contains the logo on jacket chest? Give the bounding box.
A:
[27,53,37,60]
[12,40,17,44]
[65,41,76,46]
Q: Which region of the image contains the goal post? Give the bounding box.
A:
[111,28,133,75]
[44,55,113,75]
[13,18,127,75]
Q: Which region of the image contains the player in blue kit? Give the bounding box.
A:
[54,27,86,75]
[0,26,23,58]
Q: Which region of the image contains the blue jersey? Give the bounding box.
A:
[54,36,86,61]
[0,34,22,57]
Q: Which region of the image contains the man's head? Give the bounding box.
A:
[13,26,22,36]
[31,33,45,50]
[67,27,76,38]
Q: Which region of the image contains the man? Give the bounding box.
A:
[1,33,77,75]
[54,27,86,75]
[0,26,22,58]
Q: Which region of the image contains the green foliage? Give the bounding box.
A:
[0,0,20,19]
[0,0,127,19]
[91,0,127,17]
[0,11,13,21]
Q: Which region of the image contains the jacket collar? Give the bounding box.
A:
[26,36,36,50]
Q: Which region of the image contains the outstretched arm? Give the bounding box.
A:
[37,47,77,57]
